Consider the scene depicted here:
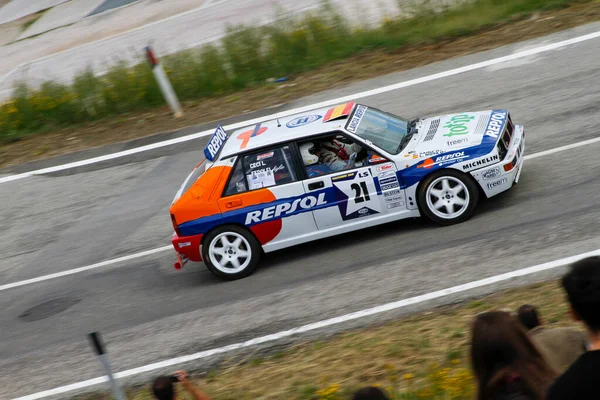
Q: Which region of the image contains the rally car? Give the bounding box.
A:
[170,102,525,280]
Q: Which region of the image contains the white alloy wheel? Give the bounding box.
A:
[208,232,252,274]
[425,176,470,220]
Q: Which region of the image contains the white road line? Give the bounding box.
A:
[13,248,600,400]
[524,136,600,160]
[0,246,171,292]
[2,135,600,293]
[1,29,600,185]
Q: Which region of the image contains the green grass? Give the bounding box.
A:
[0,0,589,143]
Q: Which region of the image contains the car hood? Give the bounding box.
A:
[405,110,504,159]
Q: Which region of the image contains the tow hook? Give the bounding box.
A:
[174,254,188,270]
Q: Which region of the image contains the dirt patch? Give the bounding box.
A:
[1,2,600,169]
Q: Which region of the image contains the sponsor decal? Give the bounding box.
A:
[204,125,229,161]
[332,171,356,182]
[378,171,395,180]
[286,115,322,128]
[447,138,469,147]
[482,167,501,180]
[245,193,327,224]
[417,151,468,169]
[178,242,191,248]
[376,168,403,209]
[386,201,404,209]
[376,163,394,172]
[435,151,466,163]
[462,154,499,170]
[442,114,476,137]
[369,154,386,164]
[237,124,268,149]
[485,110,508,139]
[346,105,368,133]
[379,177,397,185]
[419,150,444,158]
[486,178,507,189]
[417,158,435,169]
[358,208,369,215]
[257,151,274,161]
[381,183,399,191]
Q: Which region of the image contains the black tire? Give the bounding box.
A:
[201,225,261,280]
[417,169,479,226]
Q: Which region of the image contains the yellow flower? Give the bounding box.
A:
[403,373,415,380]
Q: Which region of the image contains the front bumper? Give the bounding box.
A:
[474,124,525,198]
[171,232,204,269]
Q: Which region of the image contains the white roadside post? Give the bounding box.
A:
[145,45,183,118]
[88,332,127,400]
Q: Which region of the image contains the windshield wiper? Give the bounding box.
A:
[397,118,420,153]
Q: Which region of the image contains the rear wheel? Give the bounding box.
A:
[202,225,261,280]
[418,169,479,226]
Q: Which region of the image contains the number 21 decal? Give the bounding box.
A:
[351,181,370,203]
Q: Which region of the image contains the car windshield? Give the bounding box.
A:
[350,107,409,154]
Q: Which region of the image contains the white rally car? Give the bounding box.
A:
[170,102,525,280]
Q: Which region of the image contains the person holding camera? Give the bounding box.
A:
[151,370,210,400]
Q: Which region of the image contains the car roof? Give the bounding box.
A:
[218,102,360,159]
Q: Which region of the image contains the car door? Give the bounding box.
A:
[218,144,319,251]
[298,134,409,232]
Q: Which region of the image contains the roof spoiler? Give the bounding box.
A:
[204,125,229,162]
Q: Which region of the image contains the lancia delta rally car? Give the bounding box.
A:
[170,102,525,280]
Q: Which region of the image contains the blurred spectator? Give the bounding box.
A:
[516,304,587,372]
[547,256,600,400]
[152,370,210,400]
[470,311,557,400]
[352,386,389,400]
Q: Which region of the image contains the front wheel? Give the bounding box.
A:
[417,169,479,226]
[202,225,261,280]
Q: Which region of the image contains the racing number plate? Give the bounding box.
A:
[331,169,382,221]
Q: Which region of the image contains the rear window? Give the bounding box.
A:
[173,160,207,203]
[224,145,298,195]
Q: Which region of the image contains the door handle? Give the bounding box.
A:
[308,181,324,190]
[226,199,242,208]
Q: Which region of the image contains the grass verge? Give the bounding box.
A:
[78,278,580,400]
[1,0,600,168]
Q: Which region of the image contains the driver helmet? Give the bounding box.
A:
[300,142,319,166]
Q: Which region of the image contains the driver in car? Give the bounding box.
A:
[300,139,363,176]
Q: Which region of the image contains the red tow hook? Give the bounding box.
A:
[174,253,188,270]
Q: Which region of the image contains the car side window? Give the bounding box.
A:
[224,145,298,195]
[224,158,246,196]
[298,134,387,178]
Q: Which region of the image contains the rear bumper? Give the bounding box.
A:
[172,232,204,263]
[474,124,525,198]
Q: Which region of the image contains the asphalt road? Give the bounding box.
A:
[1,22,600,400]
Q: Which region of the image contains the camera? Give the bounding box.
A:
[170,375,180,383]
